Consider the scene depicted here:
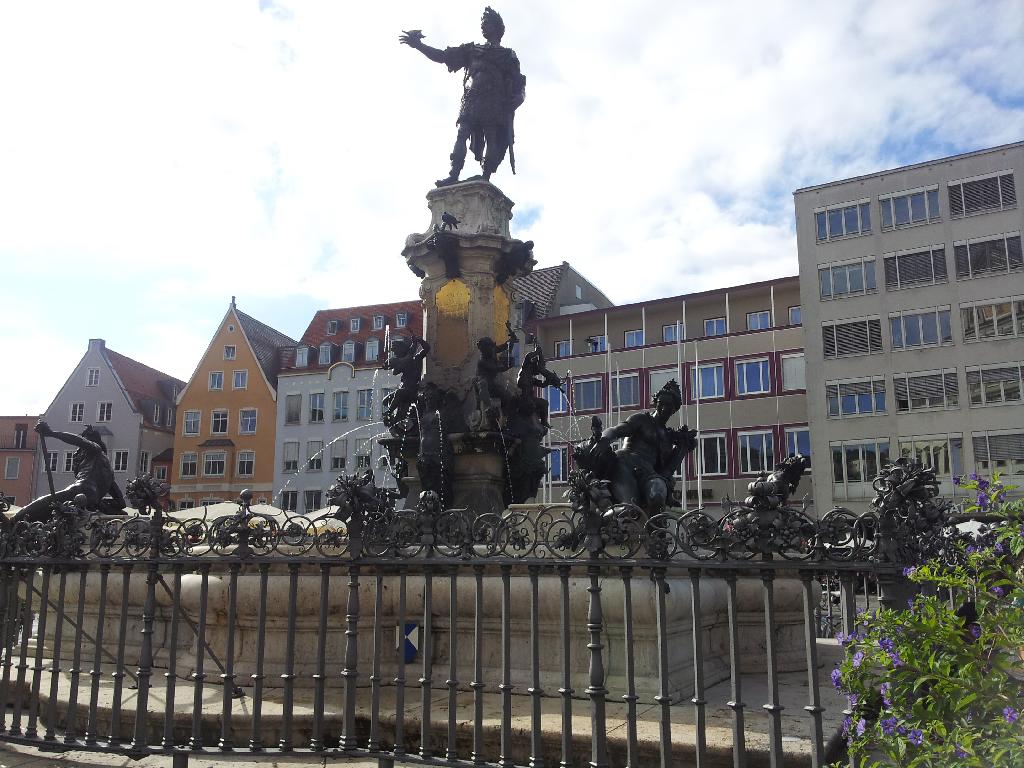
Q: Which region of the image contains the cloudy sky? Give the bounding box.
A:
[2,0,1022,414]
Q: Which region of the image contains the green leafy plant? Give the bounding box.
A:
[831,475,1024,766]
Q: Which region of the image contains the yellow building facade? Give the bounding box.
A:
[170,300,296,508]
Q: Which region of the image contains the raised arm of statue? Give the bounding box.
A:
[35,420,101,453]
[399,30,448,65]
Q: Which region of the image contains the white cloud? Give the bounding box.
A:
[1,0,1022,413]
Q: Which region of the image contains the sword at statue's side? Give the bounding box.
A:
[37,424,57,499]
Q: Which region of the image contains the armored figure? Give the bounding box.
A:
[14,420,126,524]
[400,7,526,186]
[381,334,431,434]
[515,338,562,428]
[574,381,697,516]
[469,323,518,431]
[744,454,811,511]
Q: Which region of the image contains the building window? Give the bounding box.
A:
[350,318,361,332]
[826,378,887,417]
[239,408,257,434]
[306,392,324,423]
[396,312,409,328]
[949,172,1016,218]
[967,363,1023,407]
[373,315,385,330]
[586,335,607,353]
[894,370,959,412]
[624,330,644,348]
[304,490,323,513]
[87,367,100,387]
[63,452,74,472]
[698,434,727,475]
[365,338,380,361]
[327,319,339,335]
[211,410,228,434]
[703,317,726,337]
[546,385,567,414]
[788,306,801,326]
[781,353,805,391]
[333,391,349,421]
[45,451,58,472]
[153,404,162,425]
[554,340,571,358]
[953,233,1022,280]
[548,446,568,482]
[355,438,371,469]
[815,199,871,241]
[274,491,294,512]
[879,187,940,230]
[237,450,255,476]
[662,324,680,343]
[166,407,175,428]
[97,402,112,422]
[342,341,355,362]
[830,440,890,499]
[972,430,1024,475]
[155,466,167,481]
[738,431,774,474]
[139,451,150,474]
[180,452,197,477]
[883,246,948,290]
[573,378,603,411]
[611,373,640,408]
[295,347,309,368]
[4,457,19,480]
[961,299,1022,342]
[224,345,236,360]
[282,442,299,473]
[818,259,877,300]
[735,358,771,396]
[70,402,85,422]
[184,410,200,435]
[113,450,129,473]
[889,308,952,350]
[575,284,583,299]
[899,435,962,477]
[319,344,333,365]
[746,311,771,331]
[649,369,678,398]
[691,363,725,400]
[307,441,323,472]
[285,394,301,425]
[822,318,883,358]
[228,370,246,390]
[356,389,373,420]
[785,427,811,463]
[331,440,348,471]
[209,371,224,390]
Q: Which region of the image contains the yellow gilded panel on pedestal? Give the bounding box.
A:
[493,284,510,341]
[435,279,470,365]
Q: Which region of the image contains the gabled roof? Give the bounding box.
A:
[105,348,185,430]
[299,300,423,348]
[152,448,174,463]
[512,263,565,320]
[236,308,298,385]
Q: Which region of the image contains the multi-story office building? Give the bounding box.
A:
[171,299,296,509]
[34,338,183,503]
[0,417,39,507]
[533,276,808,508]
[274,301,423,513]
[795,142,1024,512]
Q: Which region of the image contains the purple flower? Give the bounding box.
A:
[847,694,859,708]
[1005,707,1019,724]
[879,637,894,653]
[880,682,892,707]
[880,716,898,736]
[955,744,968,759]
[907,597,916,610]
[1019,524,1024,538]
[978,494,990,510]
[977,478,990,491]
[831,668,843,691]
[841,716,852,737]
[969,624,982,639]
[995,541,1006,554]
[852,651,865,669]
[953,475,961,486]
[992,586,1005,598]
[888,650,904,668]
[966,544,979,555]
[855,718,867,737]
[969,472,979,482]
[903,566,917,577]
[835,631,849,646]
[908,729,923,746]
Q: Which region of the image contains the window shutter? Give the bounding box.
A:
[894,377,909,411]
[898,250,935,286]
[883,256,899,289]
[963,176,1000,214]
[954,244,970,278]
[972,435,990,463]
[835,321,867,355]
[931,248,948,282]
[907,373,945,407]
[1007,235,1023,270]
[868,319,882,352]
[822,327,836,358]
[943,371,959,406]
[987,433,1024,461]
[949,184,964,217]
[1000,173,1016,207]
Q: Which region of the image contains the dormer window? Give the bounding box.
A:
[342,341,355,362]
[295,347,309,368]
[327,319,339,335]
[350,318,361,332]
[372,315,385,330]
[318,343,333,365]
[365,338,379,361]
[396,312,409,328]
